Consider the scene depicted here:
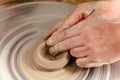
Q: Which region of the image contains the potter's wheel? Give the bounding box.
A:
[0,2,120,80]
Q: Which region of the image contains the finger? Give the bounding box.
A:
[46,2,97,39]
[46,7,85,38]
[70,47,90,58]
[46,20,65,39]
[76,56,92,68]
[76,57,108,68]
[46,21,85,46]
[49,35,84,55]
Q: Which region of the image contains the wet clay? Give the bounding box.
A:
[33,42,70,70]
[19,38,83,80]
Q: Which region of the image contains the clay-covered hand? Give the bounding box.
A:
[46,0,120,68]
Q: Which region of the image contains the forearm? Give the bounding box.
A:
[109,0,120,3]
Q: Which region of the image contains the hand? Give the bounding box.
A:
[46,0,120,68]
[46,0,120,38]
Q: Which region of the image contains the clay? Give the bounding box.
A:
[33,42,70,70]
[19,38,82,80]
[1,2,117,80]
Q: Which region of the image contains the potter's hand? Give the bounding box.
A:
[46,0,120,68]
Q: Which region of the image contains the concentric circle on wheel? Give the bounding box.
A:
[0,2,112,80]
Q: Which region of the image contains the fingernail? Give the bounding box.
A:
[46,37,54,46]
[49,47,57,56]
[49,47,55,55]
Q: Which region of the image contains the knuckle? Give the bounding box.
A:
[87,35,94,41]
[56,35,61,42]
[64,39,71,49]
[54,35,58,42]
[86,43,95,51]
[57,30,69,42]
[58,40,70,51]
[62,30,69,39]
[56,43,62,52]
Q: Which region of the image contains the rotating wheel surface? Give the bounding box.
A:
[0,2,119,80]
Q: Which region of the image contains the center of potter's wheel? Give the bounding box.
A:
[32,42,70,70]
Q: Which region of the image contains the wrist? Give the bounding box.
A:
[109,0,120,3]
